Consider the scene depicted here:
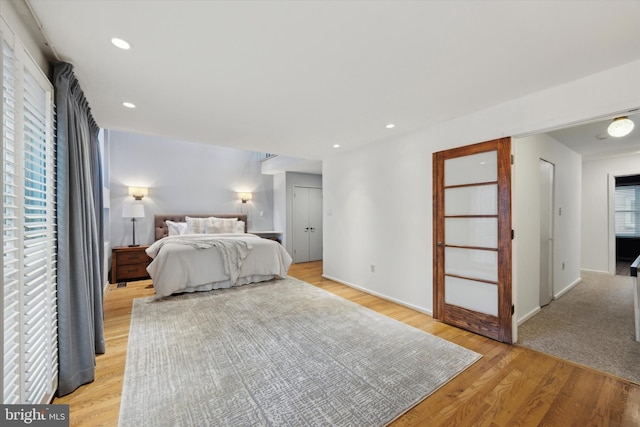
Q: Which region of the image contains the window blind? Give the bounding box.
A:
[2,25,57,405]
[615,185,640,237]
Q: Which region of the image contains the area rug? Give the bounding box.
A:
[119,277,481,426]
[518,271,640,384]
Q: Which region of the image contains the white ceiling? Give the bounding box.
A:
[26,0,640,162]
[546,112,640,162]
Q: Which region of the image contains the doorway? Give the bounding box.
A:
[292,186,323,263]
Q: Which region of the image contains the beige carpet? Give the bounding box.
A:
[518,271,639,384]
[119,277,481,426]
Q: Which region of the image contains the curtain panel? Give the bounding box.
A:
[53,62,105,397]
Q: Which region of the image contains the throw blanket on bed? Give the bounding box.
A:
[147,235,252,285]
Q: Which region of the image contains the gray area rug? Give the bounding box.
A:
[518,271,640,384]
[119,277,481,426]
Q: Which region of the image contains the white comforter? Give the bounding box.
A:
[146,233,292,299]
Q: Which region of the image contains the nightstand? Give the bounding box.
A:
[111,245,151,284]
[248,230,283,243]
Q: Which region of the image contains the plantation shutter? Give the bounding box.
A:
[22,64,57,404]
[615,185,640,237]
[3,37,21,405]
[1,23,57,404]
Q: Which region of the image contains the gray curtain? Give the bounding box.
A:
[54,62,105,397]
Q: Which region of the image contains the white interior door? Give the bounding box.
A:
[539,159,554,306]
[308,188,323,261]
[292,186,323,263]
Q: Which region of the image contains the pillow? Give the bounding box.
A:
[235,220,245,233]
[185,216,208,234]
[166,220,187,236]
[203,217,222,234]
[204,217,240,234]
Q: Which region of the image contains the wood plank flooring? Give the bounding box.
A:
[53,261,640,426]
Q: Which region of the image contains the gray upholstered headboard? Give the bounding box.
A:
[154,214,248,241]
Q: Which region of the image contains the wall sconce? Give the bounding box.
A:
[238,192,252,203]
[129,186,148,200]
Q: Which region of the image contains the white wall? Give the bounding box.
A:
[582,153,640,273]
[512,133,582,325]
[323,59,640,316]
[108,130,273,247]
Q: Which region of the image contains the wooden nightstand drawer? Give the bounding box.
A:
[118,251,150,265]
[116,263,149,280]
[111,245,151,284]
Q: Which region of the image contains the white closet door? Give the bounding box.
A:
[308,188,323,262]
[292,187,323,263]
[293,187,310,263]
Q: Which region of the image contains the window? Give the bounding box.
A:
[615,184,640,238]
[2,25,57,404]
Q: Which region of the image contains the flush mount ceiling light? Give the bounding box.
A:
[607,116,634,137]
[333,144,340,148]
[111,37,131,50]
[385,123,395,129]
[122,102,136,109]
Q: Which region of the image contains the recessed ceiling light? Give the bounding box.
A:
[122,102,136,109]
[111,37,131,50]
[333,144,340,148]
[386,124,395,129]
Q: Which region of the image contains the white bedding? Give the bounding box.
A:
[146,233,292,299]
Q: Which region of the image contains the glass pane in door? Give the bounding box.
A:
[445,218,498,248]
[444,151,497,186]
[444,185,497,216]
[445,276,498,316]
[445,247,498,282]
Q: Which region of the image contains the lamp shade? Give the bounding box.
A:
[122,203,145,218]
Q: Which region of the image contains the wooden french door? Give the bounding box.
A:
[433,137,513,343]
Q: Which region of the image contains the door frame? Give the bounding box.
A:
[432,137,513,343]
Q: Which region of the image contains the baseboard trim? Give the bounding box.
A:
[580,268,611,275]
[517,306,541,326]
[554,277,583,299]
[321,274,433,316]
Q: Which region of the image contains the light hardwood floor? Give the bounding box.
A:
[53,261,640,426]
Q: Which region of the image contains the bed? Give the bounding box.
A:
[146,214,292,299]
